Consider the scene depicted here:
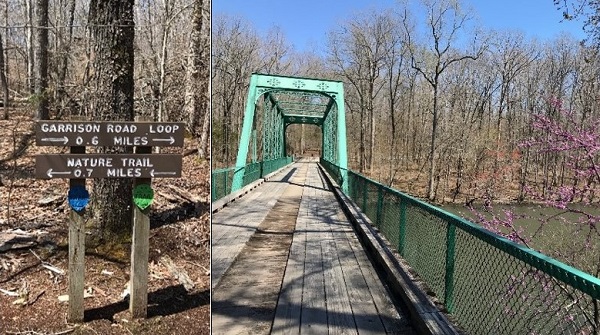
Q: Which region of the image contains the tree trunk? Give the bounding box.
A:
[0,31,8,120]
[25,0,35,94]
[184,0,203,135]
[157,0,171,124]
[198,105,210,159]
[359,106,366,172]
[35,0,49,120]
[55,0,76,117]
[428,85,439,200]
[369,95,375,174]
[88,0,135,241]
[185,0,210,160]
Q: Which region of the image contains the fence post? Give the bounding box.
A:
[376,184,383,229]
[445,223,456,313]
[129,139,152,318]
[67,144,85,323]
[398,199,406,256]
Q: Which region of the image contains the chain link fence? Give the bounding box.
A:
[211,167,234,202]
[321,159,600,335]
[211,156,293,201]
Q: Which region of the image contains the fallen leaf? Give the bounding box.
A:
[12,297,27,305]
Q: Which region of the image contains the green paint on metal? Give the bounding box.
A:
[211,167,233,202]
[252,129,257,163]
[232,73,347,194]
[445,224,456,313]
[376,184,383,229]
[133,184,154,210]
[399,200,406,256]
[362,178,368,211]
[320,160,600,334]
[335,88,349,193]
[232,75,258,192]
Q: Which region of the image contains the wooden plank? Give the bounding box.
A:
[211,167,294,244]
[272,163,307,334]
[345,226,414,334]
[67,144,85,323]
[299,168,329,334]
[67,186,85,323]
[300,238,327,334]
[212,165,299,287]
[313,160,403,334]
[324,194,405,334]
[332,232,387,335]
[322,240,358,335]
[36,121,185,147]
[129,145,152,319]
[271,226,305,334]
[213,162,419,334]
[212,166,305,334]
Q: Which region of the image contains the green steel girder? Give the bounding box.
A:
[232,73,348,192]
[284,115,323,126]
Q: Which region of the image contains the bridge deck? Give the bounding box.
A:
[212,161,416,335]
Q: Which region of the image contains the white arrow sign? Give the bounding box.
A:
[46,168,71,178]
[152,136,175,145]
[150,170,177,178]
[41,136,68,145]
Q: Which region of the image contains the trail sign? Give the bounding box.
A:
[36,154,182,179]
[36,121,185,147]
[35,118,185,321]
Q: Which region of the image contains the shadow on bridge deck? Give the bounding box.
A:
[211,161,457,335]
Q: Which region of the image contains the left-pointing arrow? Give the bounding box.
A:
[46,169,71,178]
[41,136,68,145]
[150,169,177,178]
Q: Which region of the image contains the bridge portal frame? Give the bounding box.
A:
[232,73,348,192]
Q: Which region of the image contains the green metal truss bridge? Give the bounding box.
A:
[230,73,348,194]
[212,74,600,335]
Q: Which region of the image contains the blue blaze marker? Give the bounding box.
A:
[68,185,90,212]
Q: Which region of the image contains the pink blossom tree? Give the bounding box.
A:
[471,98,600,275]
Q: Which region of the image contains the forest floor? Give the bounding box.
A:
[0,109,210,334]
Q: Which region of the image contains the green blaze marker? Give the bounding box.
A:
[133,184,154,210]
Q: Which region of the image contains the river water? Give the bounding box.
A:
[441,202,600,274]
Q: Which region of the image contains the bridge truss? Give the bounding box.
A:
[231,73,348,192]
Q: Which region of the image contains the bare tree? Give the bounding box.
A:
[328,10,395,173]
[555,0,600,45]
[260,26,293,74]
[24,0,35,93]
[212,15,260,166]
[0,31,8,120]
[184,0,210,158]
[491,32,539,151]
[34,0,49,120]
[88,0,136,241]
[402,0,485,200]
[54,0,77,117]
[381,17,409,184]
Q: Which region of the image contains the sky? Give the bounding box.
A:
[213,0,587,53]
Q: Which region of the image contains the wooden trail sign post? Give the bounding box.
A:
[35,120,184,322]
